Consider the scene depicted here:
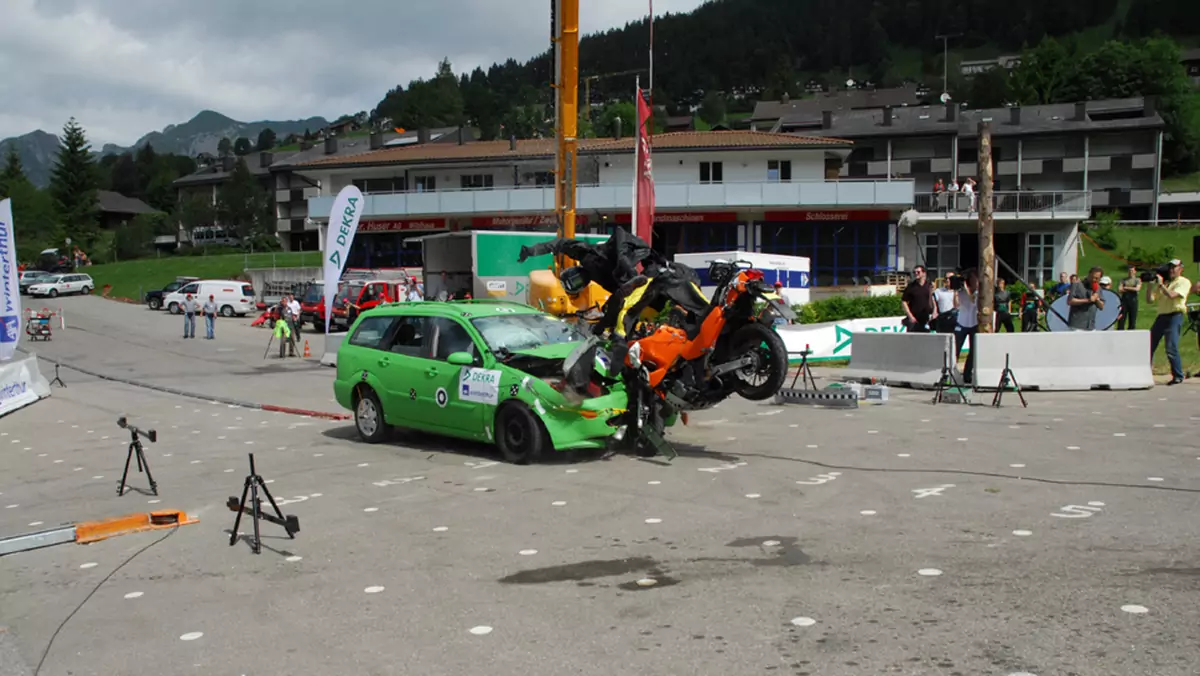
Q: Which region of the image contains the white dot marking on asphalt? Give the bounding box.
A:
[1066,446,1080,450]
[763,540,781,547]
[190,460,201,464]
[147,499,160,504]
[432,526,449,532]
[91,475,104,480]
[860,510,877,516]
[124,592,144,599]
[1010,463,1026,468]
[552,500,568,506]
[745,493,761,499]
[1088,501,1105,507]
[53,460,63,464]
[790,617,817,627]
[1153,424,1166,428]
[1113,433,1126,437]
[519,549,538,556]
[469,626,493,635]
[79,562,98,569]
[1147,477,1164,482]
[807,444,819,448]
[644,518,662,524]
[363,507,379,513]
[313,453,323,457]
[565,469,579,474]
[647,480,661,485]
[1012,530,1033,537]
[5,505,18,509]
[956,438,969,442]
[286,556,302,562]
[897,453,911,458]
[179,632,203,641]
[1121,605,1149,614]
[224,469,234,473]
[364,586,385,594]
[28,521,43,527]
[867,430,878,434]
[918,568,943,577]
[357,463,369,467]
[636,578,657,587]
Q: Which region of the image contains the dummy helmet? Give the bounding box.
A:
[559,266,591,295]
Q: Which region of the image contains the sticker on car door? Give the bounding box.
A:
[459,368,501,405]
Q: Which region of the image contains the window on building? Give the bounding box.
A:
[530,171,555,186]
[767,160,792,182]
[1025,232,1057,284]
[699,161,723,184]
[460,174,495,190]
[414,176,437,192]
[353,177,406,194]
[920,233,960,280]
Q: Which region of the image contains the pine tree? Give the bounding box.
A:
[48,118,99,248]
[218,157,271,241]
[0,145,25,197]
[1,144,59,250]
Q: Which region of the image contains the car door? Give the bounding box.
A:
[342,314,405,423]
[375,315,431,427]
[58,275,76,294]
[416,317,487,437]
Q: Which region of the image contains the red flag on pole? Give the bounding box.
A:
[633,86,655,245]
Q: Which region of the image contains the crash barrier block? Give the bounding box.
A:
[0,353,52,418]
[973,331,1154,391]
[320,334,343,367]
[840,332,957,390]
[775,387,859,408]
[75,510,198,544]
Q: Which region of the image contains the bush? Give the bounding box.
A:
[1125,245,1177,269]
[795,295,904,324]
[1090,214,1121,251]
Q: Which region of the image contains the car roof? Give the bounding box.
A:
[367,300,545,319]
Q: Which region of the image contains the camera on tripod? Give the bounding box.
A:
[117,416,157,443]
[1140,263,1174,283]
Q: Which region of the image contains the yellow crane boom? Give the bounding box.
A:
[553,0,579,268]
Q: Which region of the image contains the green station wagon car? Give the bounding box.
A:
[334,301,628,463]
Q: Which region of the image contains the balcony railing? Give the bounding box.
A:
[308,179,916,219]
[913,191,1090,219]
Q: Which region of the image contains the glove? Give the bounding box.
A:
[517,246,531,263]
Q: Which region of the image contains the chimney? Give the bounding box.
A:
[457,127,465,145]
[369,131,383,150]
[944,101,957,122]
[417,128,430,145]
[509,135,517,151]
[1143,95,1158,118]
[1009,106,1021,125]
[614,116,623,139]
[221,155,234,172]
[300,140,313,151]
[882,106,893,127]
[259,151,273,168]
[821,110,833,129]
[324,136,337,155]
[1074,101,1088,121]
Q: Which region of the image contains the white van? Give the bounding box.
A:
[164,280,256,317]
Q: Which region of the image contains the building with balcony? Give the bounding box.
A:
[770,97,1164,283]
[293,130,917,286]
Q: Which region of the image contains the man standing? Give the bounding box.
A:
[994,278,1015,332]
[1148,259,1190,385]
[202,294,218,340]
[181,293,199,339]
[933,274,957,333]
[1020,281,1042,332]
[1053,271,1070,296]
[1067,266,1106,331]
[287,293,301,335]
[901,265,937,333]
[954,269,980,384]
[1117,265,1141,330]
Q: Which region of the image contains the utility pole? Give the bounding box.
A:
[934,33,961,100]
[977,121,995,333]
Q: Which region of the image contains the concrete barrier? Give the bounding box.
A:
[973,331,1153,391]
[321,334,343,367]
[1,353,52,418]
[840,332,957,389]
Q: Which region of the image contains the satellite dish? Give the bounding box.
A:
[898,209,920,228]
[939,92,952,104]
[1045,289,1123,331]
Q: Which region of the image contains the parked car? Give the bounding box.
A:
[334,300,627,464]
[145,276,200,310]
[28,273,94,298]
[163,280,255,317]
[19,270,52,295]
[36,248,73,273]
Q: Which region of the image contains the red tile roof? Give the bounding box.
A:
[293,130,850,170]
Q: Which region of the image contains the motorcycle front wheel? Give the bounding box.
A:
[731,323,789,401]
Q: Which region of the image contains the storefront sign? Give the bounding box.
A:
[614,211,737,224]
[764,210,892,222]
[358,218,447,233]
[471,215,590,228]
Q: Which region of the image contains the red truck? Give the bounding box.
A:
[331,279,405,330]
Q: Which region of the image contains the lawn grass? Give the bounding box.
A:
[86,251,322,301]
[1079,229,1200,375]
[1161,171,1200,194]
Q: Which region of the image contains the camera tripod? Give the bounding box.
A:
[117,421,157,496]
[49,363,66,388]
[788,349,818,390]
[991,353,1027,408]
[227,453,298,554]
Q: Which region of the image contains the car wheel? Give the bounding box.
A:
[80,286,91,295]
[148,297,162,310]
[495,402,548,465]
[168,302,180,314]
[353,387,390,444]
[220,305,235,317]
[48,288,58,298]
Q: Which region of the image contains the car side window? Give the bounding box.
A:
[385,317,427,356]
[431,317,480,364]
[180,283,199,295]
[348,316,397,350]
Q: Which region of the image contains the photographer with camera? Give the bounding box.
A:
[953,268,979,384]
[1146,259,1190,385]
[1067,266,1106,331]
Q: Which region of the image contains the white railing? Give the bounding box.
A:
[914,191,1090,218]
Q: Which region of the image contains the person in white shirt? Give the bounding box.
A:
[963,177,977,212]
[406,286,423,302]
[287,294,301,326]
[953,268,980,384]
[933,274,958,333]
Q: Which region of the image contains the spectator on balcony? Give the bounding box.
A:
[963,177,977,213]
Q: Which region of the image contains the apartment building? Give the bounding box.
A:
[293,130,916,286]
[769,97,1164,283]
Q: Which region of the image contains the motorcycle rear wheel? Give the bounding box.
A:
[731,323,788,401]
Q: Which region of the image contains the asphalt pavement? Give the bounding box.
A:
[1,295,1198,675]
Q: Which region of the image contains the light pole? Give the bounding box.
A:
[935,33,961,100]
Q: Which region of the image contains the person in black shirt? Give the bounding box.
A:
[1117,265,1141,330]
[901,265,936,333]
[993,278,1015,332]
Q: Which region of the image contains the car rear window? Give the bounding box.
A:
[348,316,397,350]
[242,285,255,297]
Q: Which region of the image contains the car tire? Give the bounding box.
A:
[48,288,58,298]
[80,285,91,295]
[220,305,235,317]
[495,402,548,465]
[148,297,162,310]
[731,322,789,401]
[168,302,180,314]
[353,387,390,444]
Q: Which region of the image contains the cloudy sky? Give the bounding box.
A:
[0,0,707,145]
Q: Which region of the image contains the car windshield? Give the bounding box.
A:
[471,313,587,354]
[303,284,323,303]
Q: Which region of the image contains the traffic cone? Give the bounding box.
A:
[303,340,311,358]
